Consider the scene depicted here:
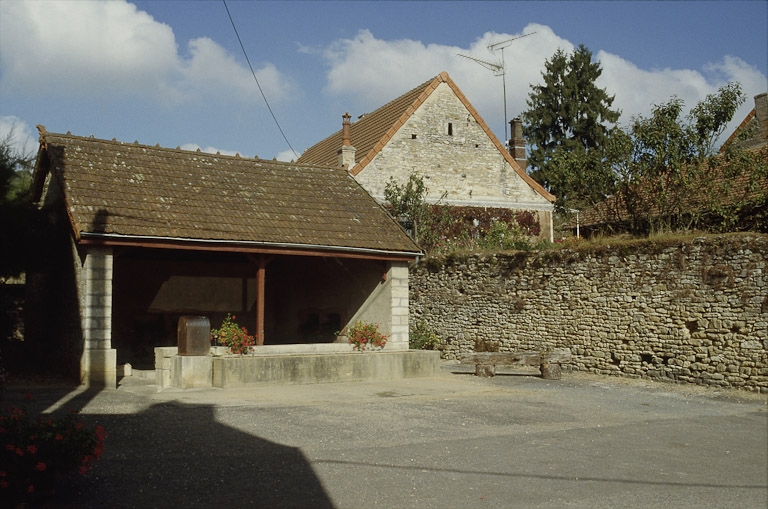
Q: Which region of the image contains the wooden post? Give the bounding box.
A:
[540,362,562,380]
[256,256,266,346]
[475,364,496,377]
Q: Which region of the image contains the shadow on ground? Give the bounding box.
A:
[2,380,334,508]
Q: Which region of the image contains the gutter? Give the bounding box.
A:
[78,231,423,261]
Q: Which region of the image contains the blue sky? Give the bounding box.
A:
[1,1,766,162]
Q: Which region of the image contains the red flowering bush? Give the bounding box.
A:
[211,314,255,355]
[347,321,388,351]
[0,400,106,504]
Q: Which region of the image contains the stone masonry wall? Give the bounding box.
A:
[410,234,768,392]
[356,82,550,212]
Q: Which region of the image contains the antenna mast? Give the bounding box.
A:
[458,32,536,142]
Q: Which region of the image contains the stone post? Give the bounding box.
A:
[389,262,410,350]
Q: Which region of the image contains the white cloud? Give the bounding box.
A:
[319,24,767,144]
[275,149,299,162]
[598,51,767,139]
[179,143,241,157]
[0,117,39,158]
[319,25,574,132]
[0,0,295,105]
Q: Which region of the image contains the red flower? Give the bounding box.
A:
[0,480,8,489]
[35,462,47,472]
[15,448,24,456]
[26,445,37,454]
[5,444,15,452]
[27,483,35,494]
[24,393,35,402]
[55,433,63,441]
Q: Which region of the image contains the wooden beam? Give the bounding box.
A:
[459,349,572,366]
[255,255,268,346]
[78,237,419,262]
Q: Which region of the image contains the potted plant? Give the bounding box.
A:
[347,321,388,351]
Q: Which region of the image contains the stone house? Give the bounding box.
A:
[28,127,422,388]
[297,72,556,241]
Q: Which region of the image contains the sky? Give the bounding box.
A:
[1,0,767,163]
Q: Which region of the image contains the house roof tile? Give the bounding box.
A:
[34,128,421,258]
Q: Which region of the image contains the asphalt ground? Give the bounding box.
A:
[3,363,767,508]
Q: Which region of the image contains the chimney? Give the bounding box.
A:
[754,92,768,142]
[509,118,526,169]
[338,112,356,170]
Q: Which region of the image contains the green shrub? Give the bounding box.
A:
[409,320,441,350]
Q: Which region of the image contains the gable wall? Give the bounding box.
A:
[355,83,550,211]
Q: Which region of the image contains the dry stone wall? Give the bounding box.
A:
[410,235,768,392]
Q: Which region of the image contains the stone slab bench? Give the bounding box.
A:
[460,349,572,379]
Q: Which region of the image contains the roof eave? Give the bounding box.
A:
[78,232,423,262]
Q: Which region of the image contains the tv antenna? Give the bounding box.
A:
[458,32,536,141]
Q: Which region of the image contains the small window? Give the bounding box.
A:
[447,123,453,136]
[411,134,417,139]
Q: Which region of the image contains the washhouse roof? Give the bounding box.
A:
[32,127,422,260]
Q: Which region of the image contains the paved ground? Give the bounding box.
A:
[3,363,767,508]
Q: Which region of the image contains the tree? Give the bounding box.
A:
[0,129,36,281]
[614,83,758,233]
[522,44,621,213]
[384,173,429,242]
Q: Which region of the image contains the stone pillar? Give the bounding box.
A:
[80,246,117,388]
[388,262,410,351]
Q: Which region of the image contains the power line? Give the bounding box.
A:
[222,0,299,160]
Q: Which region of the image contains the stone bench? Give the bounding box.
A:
[460,349,572,380]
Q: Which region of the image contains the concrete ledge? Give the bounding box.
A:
[212,350,440,388]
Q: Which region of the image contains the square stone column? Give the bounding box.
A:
[388,261,410,350]
[80,246,117,388]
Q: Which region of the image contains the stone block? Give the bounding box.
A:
[172,355,213,389]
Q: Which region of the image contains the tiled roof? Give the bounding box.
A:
[34,128,421,258]
[297,71,555,203]
[298,75,437,169]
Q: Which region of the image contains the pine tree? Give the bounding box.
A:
[522,45,621,212]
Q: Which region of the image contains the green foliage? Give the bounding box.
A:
[614,83,751,234]
[522,44,621,213]
[409,320,441,350]
[384,173,429,242]
[0,130,37,282]
[477,220,531,251]
[346,321,387,351]
[0,129,34,204]
[383,173,544,254]
[210,314,254,355]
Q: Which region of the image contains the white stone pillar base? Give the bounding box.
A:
[80,348,117,389]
